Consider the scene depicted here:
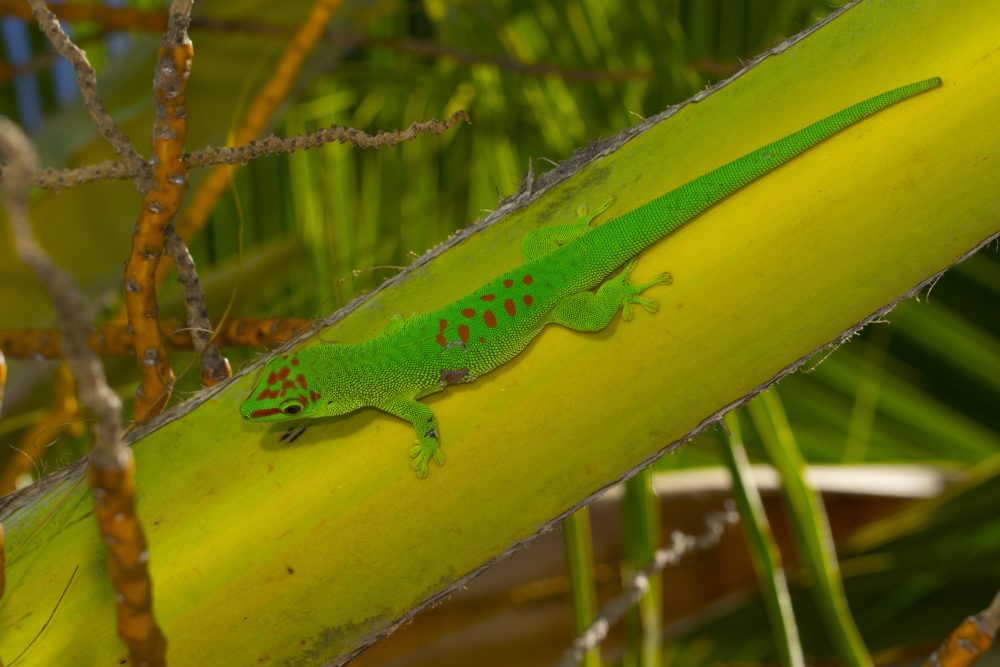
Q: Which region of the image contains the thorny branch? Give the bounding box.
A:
[922,589,1000,667]
[122,0,194,421]
[555,501,740,667]
[0,118,123,466]
[0,317,313,359]
[0,111,472,191]
[164,227,231,386]
[1,112,170,664]
[190,111,473,164]
[24,0,150,191]
[165,0,344,260]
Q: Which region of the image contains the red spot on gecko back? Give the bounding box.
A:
[458,324,470,343]
[257,388,279,401]
[479,336,485,343]
[460,308,475,318]
[503,278,514,288]
[309,390,321,403]
[504,298,516,317]
[290,356,299,366]
[523,274,533,285]
[296,374,307,390]
[436,319,448,348]
[481,293,495,302]
[484,310,497,328]
[523,294,534,307]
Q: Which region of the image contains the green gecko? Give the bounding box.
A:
[241,77,941,477]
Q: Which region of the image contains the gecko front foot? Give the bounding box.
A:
[409,432,445,479]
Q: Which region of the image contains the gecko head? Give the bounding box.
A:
[240,347,358,422]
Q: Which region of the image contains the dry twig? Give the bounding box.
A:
[0,317,313,359]
[1,114,166,666]
[164,227,231,385]
[168,0,344,253]
[923,589,1000,667]
[25,0,149,190]
[2,110,471,190]
[555,501,740,667]
[123,2,194,421]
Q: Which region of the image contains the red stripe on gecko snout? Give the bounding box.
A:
[250,408,283,419]
[504,298,516,317]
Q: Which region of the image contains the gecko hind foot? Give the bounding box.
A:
[619,260,673,320]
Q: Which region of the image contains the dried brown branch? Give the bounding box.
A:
[0,118,122,466]
[163,227,231,386]
[88,458,166,665]
[0,317,313,359]
[922,589,1000,667]
[187,110,473,166]
[3,109,472,190]
[24,0,149,190]
[1,114,167,666]
[123,3,194,422]
[168,0,345,254]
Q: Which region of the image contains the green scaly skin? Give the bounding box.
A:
[241,78,941,478]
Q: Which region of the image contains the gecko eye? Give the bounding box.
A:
[280,399,305,415]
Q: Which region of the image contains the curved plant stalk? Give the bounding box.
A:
[621,468,661,667]
[746,390,870,666]
[1,0,998,663]
[562,508,602,667]
[721,412,804,667]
